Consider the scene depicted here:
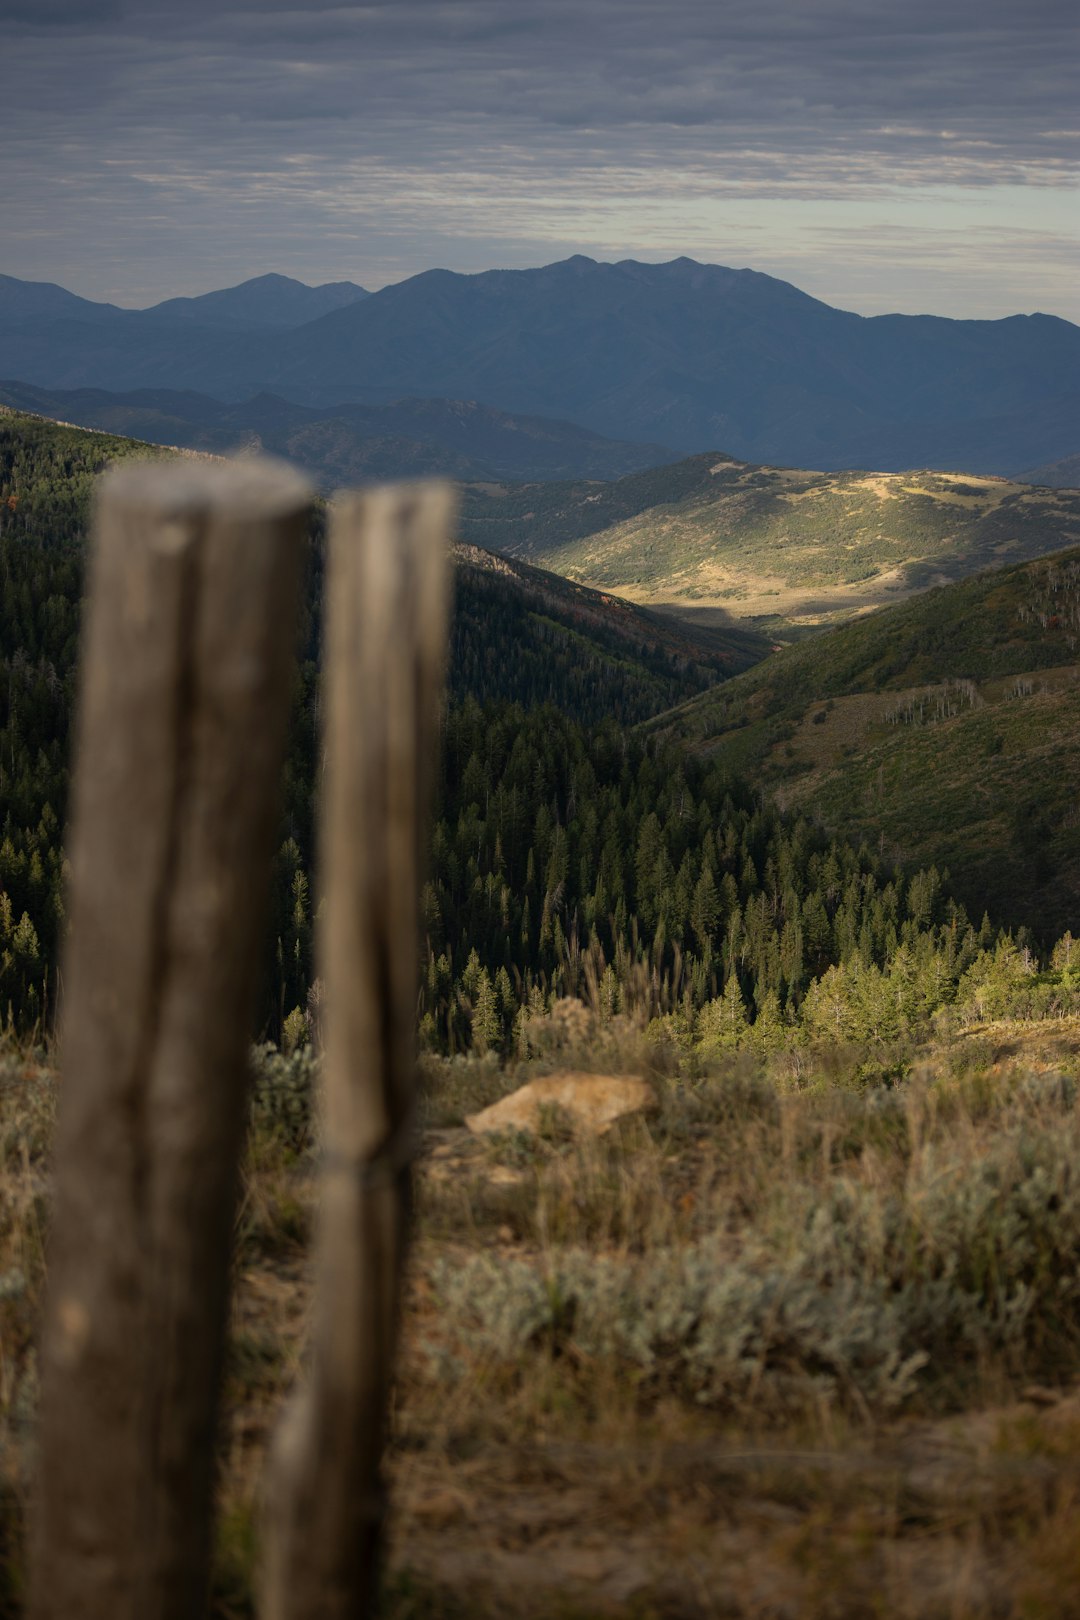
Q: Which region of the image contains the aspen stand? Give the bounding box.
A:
[30,460,310,1620]
[262,483,454,1620]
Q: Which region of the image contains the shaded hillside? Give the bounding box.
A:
[647,549,1080,936]
[462,454,1080,628]
[1018,451,1080,489]
[0,408,744,737]
[450,543,765,725]
[2,258,1077,474]
[0,381,672,485]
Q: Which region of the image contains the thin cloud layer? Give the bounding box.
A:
[1,0,1077,314]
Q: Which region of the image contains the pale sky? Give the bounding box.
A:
[2,0,1077,320]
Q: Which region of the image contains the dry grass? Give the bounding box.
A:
[0,1045,53,1618]
[770,663,1080,807]
[4,1022,1080,1615]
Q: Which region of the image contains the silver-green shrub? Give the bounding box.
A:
[248,1043,320,1153]
[428,1078,1080,1416]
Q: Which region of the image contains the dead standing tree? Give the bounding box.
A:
[262,482,454,1619]
[30,459,311,1620]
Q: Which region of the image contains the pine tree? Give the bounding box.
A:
[690,862,719,952]
[697,976,749,1053]
[471,968,501,1056]
[749,988,786,1055]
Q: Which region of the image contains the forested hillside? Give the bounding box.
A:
[2,414,1075,1052]
[417,698,1070,1058]
[0,414,755,1032]
[650,548,1080,935]
[449,544,764,723]
[0,418,175,1027]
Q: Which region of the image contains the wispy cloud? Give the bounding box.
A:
[1,0,1077,315]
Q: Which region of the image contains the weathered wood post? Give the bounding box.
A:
[262,482,454,1619]
[30,459,311,1620]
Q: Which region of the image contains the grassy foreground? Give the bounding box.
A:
[4,1013,1080,1617]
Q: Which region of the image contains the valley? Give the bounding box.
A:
[3,388,1080,1620]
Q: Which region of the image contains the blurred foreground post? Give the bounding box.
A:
[30,460,310,1620]
[262,484,454,1619]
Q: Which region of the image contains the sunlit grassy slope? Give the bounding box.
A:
[647,546,1080,937]
[461,454,1080,630]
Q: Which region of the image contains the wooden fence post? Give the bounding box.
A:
[261,482,454,1619]
[29,459,311,1620]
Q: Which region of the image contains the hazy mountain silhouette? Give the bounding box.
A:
[0,270,366,330]
[1016,450,1080,489]
[0,378,670,484]
[2,257,1077,473]
[0,272,125,324]
[146,273,368,329]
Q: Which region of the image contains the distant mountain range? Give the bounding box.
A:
[0,271,368,330]
[1,257,1077,476]
[0,379,669,485]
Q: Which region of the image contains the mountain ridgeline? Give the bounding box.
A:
[0,270,368,330]
[1,258,1078,477]
[0,380,671,486]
